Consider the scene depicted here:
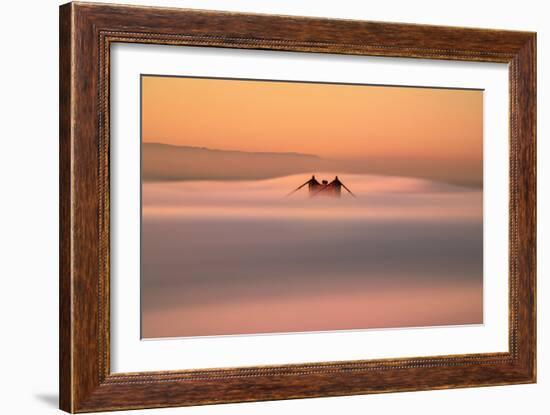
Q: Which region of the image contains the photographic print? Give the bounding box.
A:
[140,75,483,338]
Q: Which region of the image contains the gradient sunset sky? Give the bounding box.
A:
[142,75,482,162]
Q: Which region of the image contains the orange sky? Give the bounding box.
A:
[142,75,482,161]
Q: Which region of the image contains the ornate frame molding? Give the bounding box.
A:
[60,2,536,412]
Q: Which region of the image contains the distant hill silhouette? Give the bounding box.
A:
[142,142,482,188]
[142,143,323,181]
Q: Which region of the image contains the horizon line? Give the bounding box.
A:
[142,141,482,163]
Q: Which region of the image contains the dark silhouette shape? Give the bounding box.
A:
[288,175,356,198]
[286,175,320,196]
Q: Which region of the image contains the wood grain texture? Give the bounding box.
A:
[59,3,73,411]
[59,2,536,412]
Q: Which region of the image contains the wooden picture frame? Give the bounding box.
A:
[59,2,536,412]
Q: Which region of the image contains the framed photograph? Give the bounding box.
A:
[59,2,536,412]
